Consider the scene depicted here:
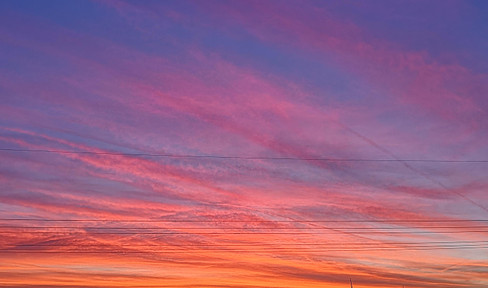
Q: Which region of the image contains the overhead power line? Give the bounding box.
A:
[1,245,486,253]
[9,240,488,247]
[2,230,487,235]
[2,238,486,254]
[0,148,487,163]
[2,225,488,229]
[1,218,487,223]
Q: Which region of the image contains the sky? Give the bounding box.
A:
[1,0,488,287]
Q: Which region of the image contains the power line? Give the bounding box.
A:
[2,230,487,235]
[1,245,486,253]
[1,148,487,163]
[2,225,488,229]
[3,238,486,254]
[9,240,488,247]
[1,218,487,223]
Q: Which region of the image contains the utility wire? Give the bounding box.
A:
[9,240,488,247]
[2,230,487,234]
[1,219,487,223]
[1,148,487,163]
[1,225,488,229]
[1,245,486,253]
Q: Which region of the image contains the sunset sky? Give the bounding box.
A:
[1,1,488,287]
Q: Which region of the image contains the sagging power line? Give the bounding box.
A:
[1,148,487,163]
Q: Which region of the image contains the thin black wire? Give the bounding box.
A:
[2,246,486,252]
[1,148,487,163]
[2,230,488,234]
[1,245,486,253]
[3,239,487,253]
[1,219,487,223]
[7,241,488,247]
[3,239,487,255]
[1,225,487,229]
